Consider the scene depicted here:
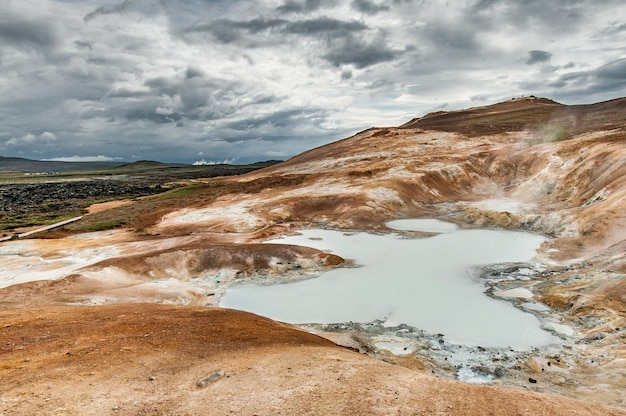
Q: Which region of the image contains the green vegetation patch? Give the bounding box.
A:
[79,219,128,232]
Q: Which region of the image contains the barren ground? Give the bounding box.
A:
[1,305,623,416]
[1,97,624,415]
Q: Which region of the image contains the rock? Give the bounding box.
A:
[197,370,225,388]
[529,378,537,384]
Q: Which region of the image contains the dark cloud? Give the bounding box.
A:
[276,0,328,14]
[235,18,288,33]
[84,0,133,22]
[185,17,366,43]
[350,0,390,15]
[184,21,239,43]
[0,15,59,52]
[368,78,396,91]
[526,50,552,65]
[595,58,626,80]
[3,0,626,164]
[482,1,626,34]
[418,20,483,54]
[184,18,273,44]
[142,74,232,116]
[470,94,491,102]
[284,18,368,35]
[184,67,204,79]
[73,40,93,50]
[226,108,326,133]
[522,58,626,102]
[182,15,377,70]
[324,34,400,68]
[105,87,150,99]
[124,108,182,124]
[472,0,500,11]
[96,70,280,129]
[596,21,626,37]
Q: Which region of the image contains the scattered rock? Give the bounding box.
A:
[494,367,506,377]
[197,370,225,388]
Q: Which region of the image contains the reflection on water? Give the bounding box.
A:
[221,220,560,349]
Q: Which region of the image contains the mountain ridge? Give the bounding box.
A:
[399,95,626,136]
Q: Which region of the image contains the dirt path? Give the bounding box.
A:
[87,199,132,214]
[0,216,83,242]
[0,199,129,242]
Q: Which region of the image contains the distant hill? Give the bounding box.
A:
[0,157,282,174]
[0,156,126,173]
[399,96,626,136]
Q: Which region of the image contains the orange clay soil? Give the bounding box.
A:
[87,200,132,214]
[1,304,624,416]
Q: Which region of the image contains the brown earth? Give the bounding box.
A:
[0,240,344,308]
[87,200,132,214]
[1,96,625,414]
[1,304,624,416]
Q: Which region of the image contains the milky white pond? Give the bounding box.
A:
[221,219,561,349]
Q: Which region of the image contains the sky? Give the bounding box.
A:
[1,0,625,164]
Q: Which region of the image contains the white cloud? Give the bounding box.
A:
[42,155,122,162]
[40,132,57,141]
[6,132,57,146]
[263,150,289,158]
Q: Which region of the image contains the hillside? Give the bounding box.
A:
[1,96,624,415]
[400,96,626,136]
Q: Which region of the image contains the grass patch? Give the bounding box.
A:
[80,219,128,232]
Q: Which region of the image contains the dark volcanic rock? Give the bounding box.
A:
[0,180,162,229]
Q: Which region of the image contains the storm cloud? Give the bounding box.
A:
[277,0,329,14]
[0,12,60,53]
[83,0,133,22]
[526,50,553,65]
[324,33,400,68]
[351,0,390,15]
[1,1,625,164]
